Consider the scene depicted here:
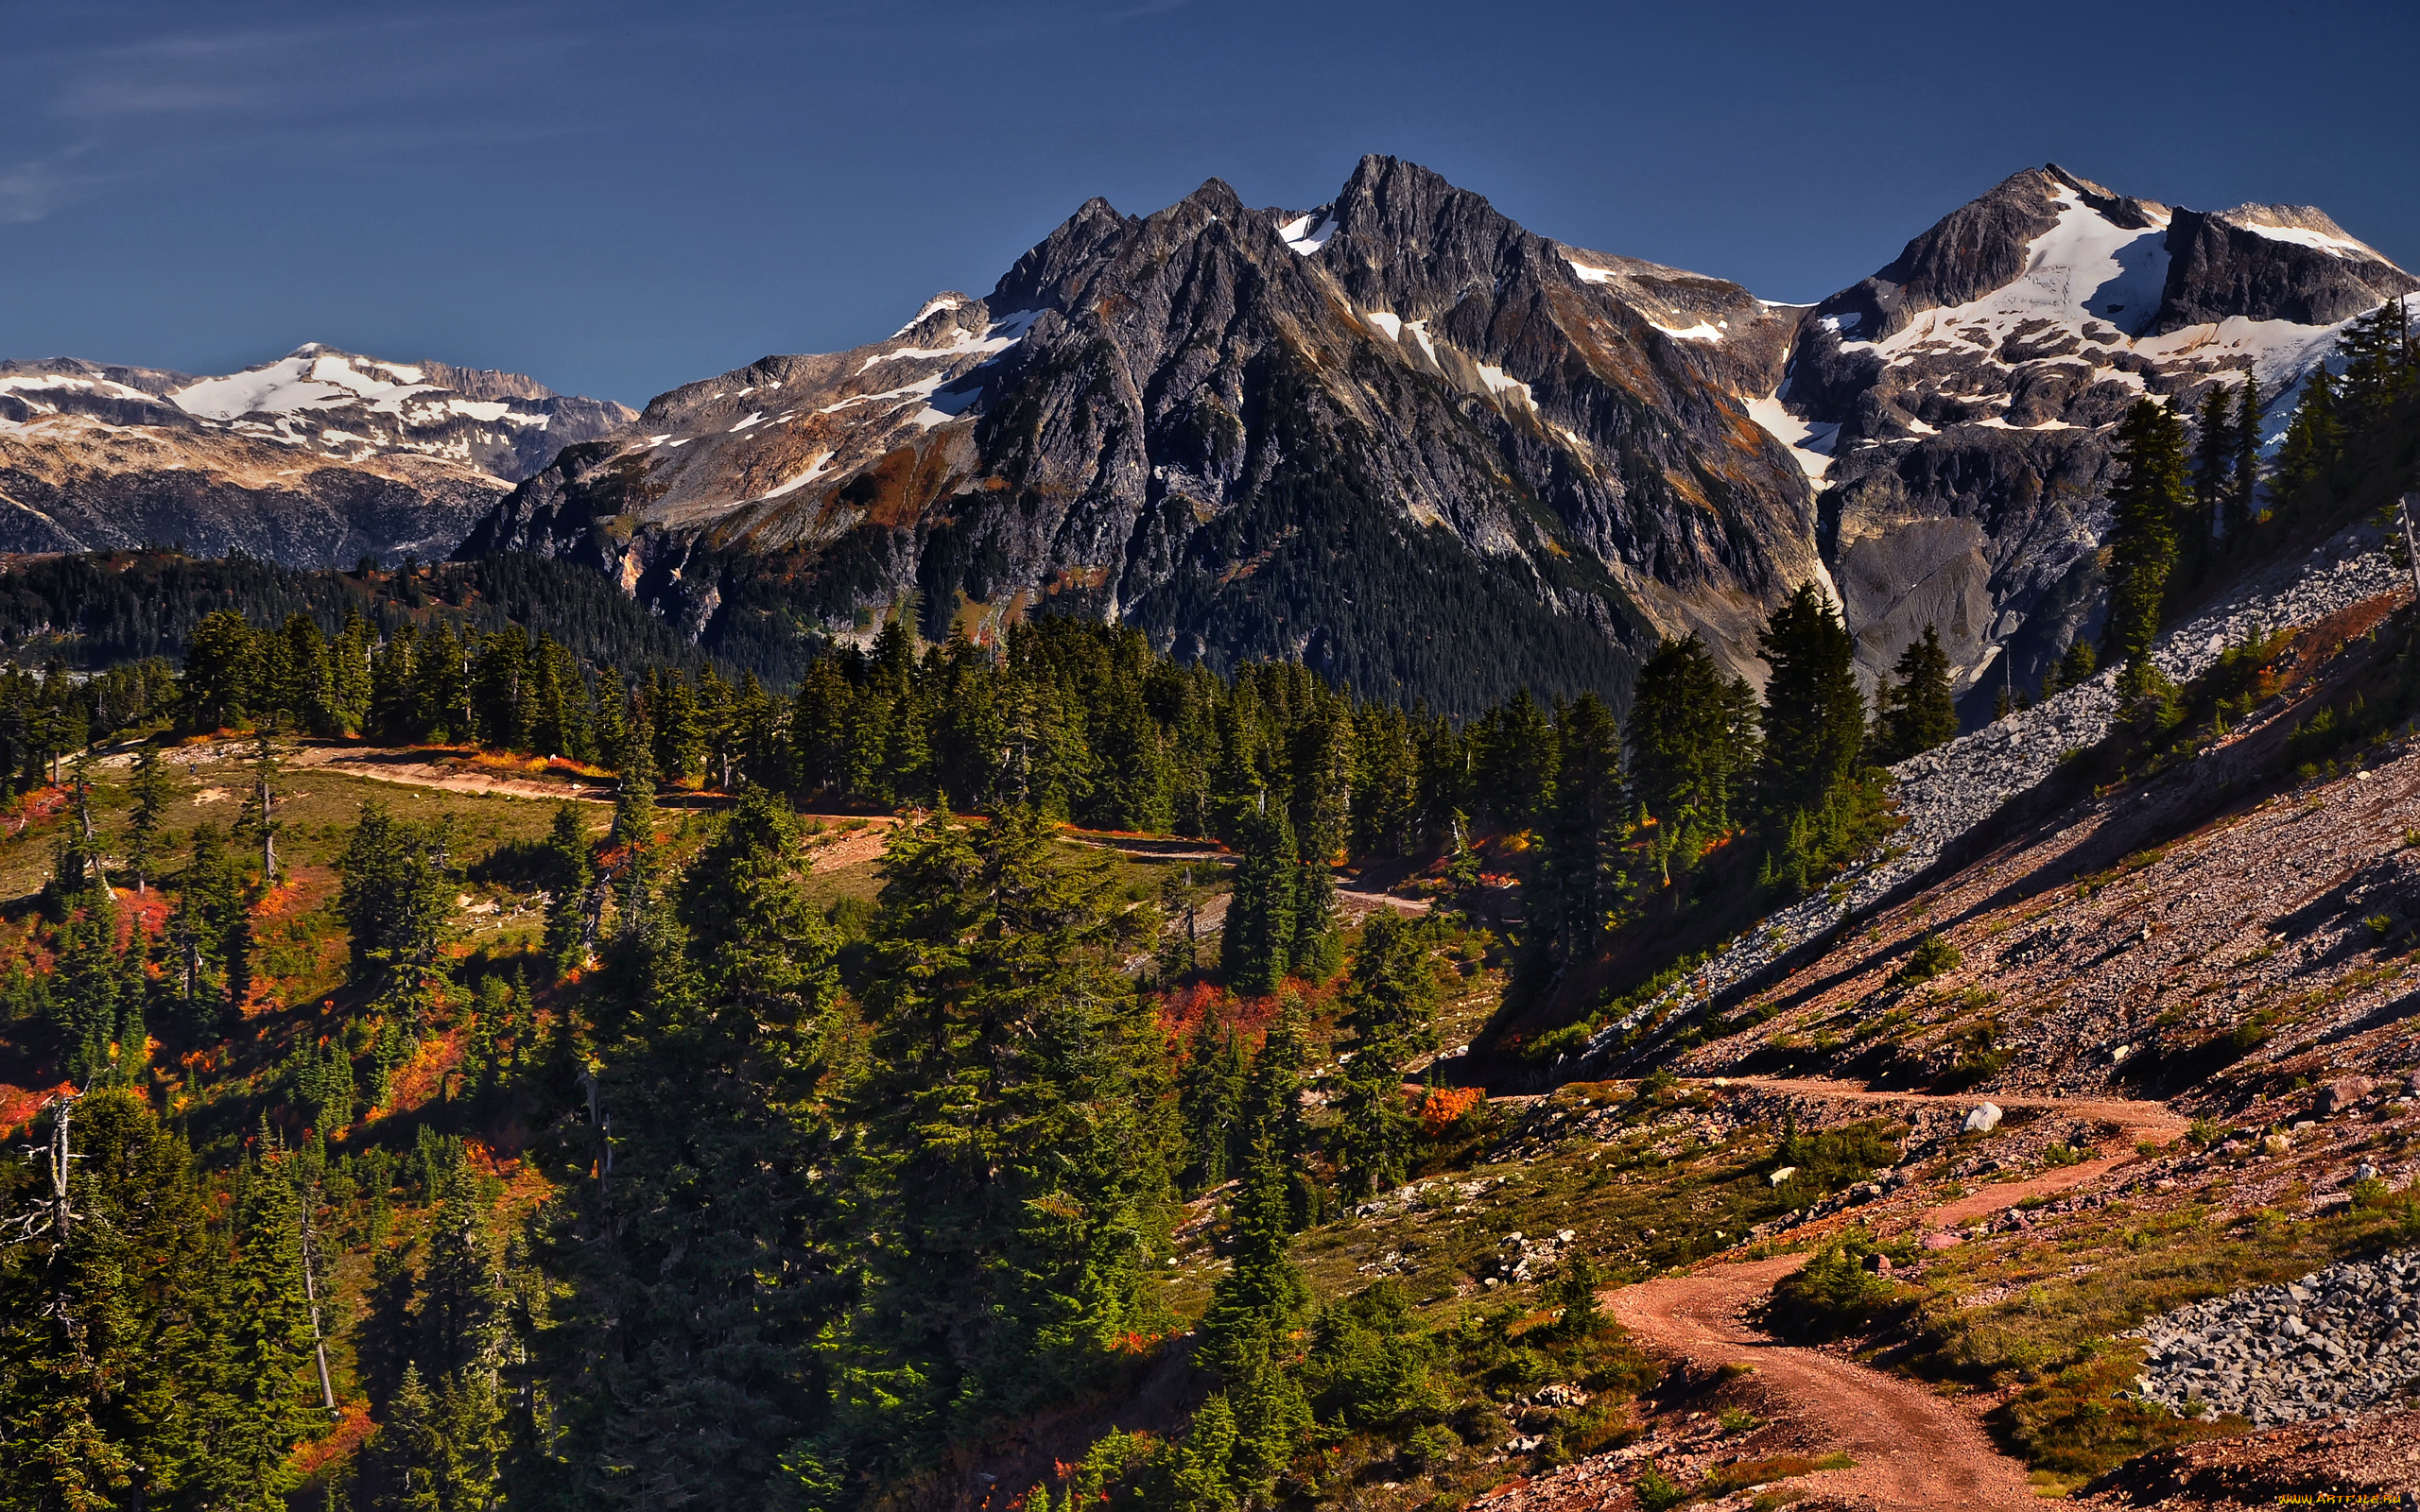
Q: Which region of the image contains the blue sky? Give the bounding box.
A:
[3,0,2414,405]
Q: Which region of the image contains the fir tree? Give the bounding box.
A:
[2193,382,2235,517]
[2230,377,2263,538]
[1874,626,1958,765]
[1177,1008,1250,1194]
[123,743,173,894]
[1332,915,1438,1200]
[2100,397,2190,698]
[1220,796,1297,995]
[0,1093,217,1511]
[541,801,596,978]
[2273,366,2343,506]
[1754,583,1870,886]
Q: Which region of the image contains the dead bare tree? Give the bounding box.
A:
[300,1184,340,1414]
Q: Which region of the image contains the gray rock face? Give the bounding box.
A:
[2134,1249,2420,1426]
[1777,164,2414,713]
[461,156,1832,713]
[0,348,634,566]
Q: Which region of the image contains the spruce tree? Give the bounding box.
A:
[1189,1136,1313,1503]
[1874,625,1958,764]
[1533,694,1620,968]
[0,1092,216,1511]
[2193,382,2235,516]
[836,805,1171,1480]
[2100,397,2189,697]
[1332,914,1438,1200]
[1177,1008,1250,1194]
[1627,636,1754,842]
[124,743,173,894]
[541,801,596,978]
[2273,366,2342,506]
[1220,797,1297,995]
[2230,377,2263,538]
[1754,583,1868,887]
[190,1154,323,1510]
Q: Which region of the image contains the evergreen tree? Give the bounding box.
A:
[1190,1136,1312,1503]
[1177,1008,1250,1194]
[541,801,596,978]
[123,743,173,894]
[1532,694,1620,971]
[532,788,847,1509]
[2273,366,2343,506]
[189,1153,323,1510]
[1754,583,1871,888]
[171,824,251,1038]
[1874,625,1958,764]
[832,805,1169,1480]
[2193,382,2236,518]
[2230,377,2263,539]
[0,1093,218,1512]
[1220,797,1297,995]
[2100,397,2190,697]
[1332,915,1438,1201]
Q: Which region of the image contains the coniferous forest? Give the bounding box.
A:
[2,310,2414,1512]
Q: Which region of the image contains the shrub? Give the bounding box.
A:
[1634,1463,1687,1512]
[1898,932,1961,983]
[1999,1352,2245,1478]
[1766,1236,1907,1341]
[1417,1085,1484,1138]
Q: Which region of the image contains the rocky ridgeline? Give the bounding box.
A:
[2134,1249,2420,1426]
[1578,524,2406,1070]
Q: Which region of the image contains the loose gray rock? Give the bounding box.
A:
[2132,1249,2420,1426]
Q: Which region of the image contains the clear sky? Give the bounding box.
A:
[4,0,2414,406]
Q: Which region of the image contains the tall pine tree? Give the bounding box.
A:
[2100,397,2189,698]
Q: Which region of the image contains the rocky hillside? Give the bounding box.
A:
[0,347,633,565]
[461,155,1835,713]
[458,158,2411,717]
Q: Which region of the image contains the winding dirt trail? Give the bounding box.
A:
[1720,1075,2190,1228]
[1592,1077,2190,1508]
[1613,1254,2041,1509]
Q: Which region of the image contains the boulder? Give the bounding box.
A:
[2317,1076,2374,1115]
[1963,1102,2004,1134]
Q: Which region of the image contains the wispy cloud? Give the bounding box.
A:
[0,146,107,225]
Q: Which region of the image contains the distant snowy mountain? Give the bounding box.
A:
[0,347,634,565]
[1774,165,2414,712]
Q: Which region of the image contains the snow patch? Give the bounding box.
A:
[890,294,967,338]
[1474,364,1533,408]
[2235,222,2374,259]
[1744,391,1840,480]
[1651,318,1724,342]
[1278,210,1338,255]
[760,455,834,499]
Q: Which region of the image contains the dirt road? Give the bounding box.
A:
[1714,1075,2189,1229]
[1613,1254,2041,1510]
[1585,1076,2192,1506]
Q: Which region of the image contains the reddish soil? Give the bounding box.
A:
[1716,1076,2189,1228]
[1612,1254,2040,1510]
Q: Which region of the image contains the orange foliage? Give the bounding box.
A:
[1418,1085,1483,1136]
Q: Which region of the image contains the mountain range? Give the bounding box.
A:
[13,160,2413,715]
[0,347,632,566]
